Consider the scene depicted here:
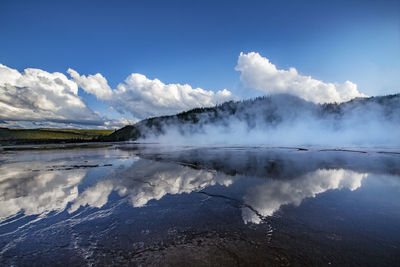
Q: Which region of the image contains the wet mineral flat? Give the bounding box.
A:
[0,144,399,266]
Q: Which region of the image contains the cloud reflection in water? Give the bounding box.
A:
[0,152,369,226]
[242,169,368,224]
[0,162,86,219]
[68,160,234,213]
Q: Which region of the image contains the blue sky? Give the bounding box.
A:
[0,0,399,128]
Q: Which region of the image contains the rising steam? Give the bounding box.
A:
[131,93,399,147]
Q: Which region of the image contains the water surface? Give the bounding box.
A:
[0,145,399,266]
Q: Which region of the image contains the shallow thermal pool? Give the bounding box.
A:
[0,144,399,266]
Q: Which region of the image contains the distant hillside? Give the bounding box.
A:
[106,93,400,143]
[0,128,114,145]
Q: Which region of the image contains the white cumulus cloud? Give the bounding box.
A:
[68,69,236,119]
[67,69,113,99]
[0,52,371,129]
[235,52,367,103]
[0,63,104,126]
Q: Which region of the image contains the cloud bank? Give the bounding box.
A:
[235,52,367,103]
[68,69,235,119]
[0,64,104,126]
[0,52,370,129]
[0,63,233,128]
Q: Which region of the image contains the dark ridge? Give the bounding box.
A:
[105,93,400,142]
